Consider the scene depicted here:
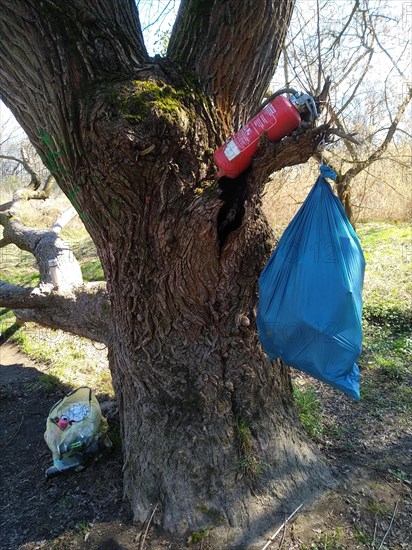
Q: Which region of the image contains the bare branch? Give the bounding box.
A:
[328,104,358,160]
[0,153,41,188]
[0,150,54,204]
[316,0,322,95]
[0,281,111,344]
[363,168,407,199]
[42,173,55,196]
[51,207,78,235]
[369,14,409,81]
[329,0,360,52]
[0,213,83,286]
[335,50,374,117]
[332,49,372,90]
[0,201,13,213]
[250,124,330,196]
[141,0,175,32]
[343,85,412,180]
[396,128,412,140]
[326,129,361,145]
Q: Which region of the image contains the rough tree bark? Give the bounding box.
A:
[0,1,334,545]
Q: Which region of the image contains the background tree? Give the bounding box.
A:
[0,139,56,210]
[0,1,336,544]
[0,137,109,340]
[277,0,412,222]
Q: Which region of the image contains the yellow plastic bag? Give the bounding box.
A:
[44,386,109,477]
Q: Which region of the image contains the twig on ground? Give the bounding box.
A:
[372,517,378,547]
[261,503,304,550]
[139,502,159,550]
[1,415,24,450]
[278,513,287,548]
[377,501,398,550]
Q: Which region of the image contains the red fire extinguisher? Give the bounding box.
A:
[214,88,318,179]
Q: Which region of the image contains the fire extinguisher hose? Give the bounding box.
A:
[250,88,300,118]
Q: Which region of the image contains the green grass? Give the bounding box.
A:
[357,224,411,419]
[357,222,411,318]
[236,418,253,456]
[293,384,324,439]
[0,244,39,286]
[12,327,113,397]
[234,418,268,480]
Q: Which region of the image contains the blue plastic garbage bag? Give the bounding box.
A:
[257,165,365,400]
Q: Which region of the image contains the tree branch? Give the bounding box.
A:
[51,207,78,235]
[247,77,331,194]
[332,48,372,90]
[328,104,358,160]
[42,173,55,196]
[0,201,13,213]
[0,153,41,188]
[249,123,330,196]
[343,85,412,180]
[0,281,111,344]
[168,0,295,128]
[336,50,374,118]
[326,129,361,145]
[0,148,55,206]
[329,0,360,51]
[369,12,409,81]
[0,212,83,286]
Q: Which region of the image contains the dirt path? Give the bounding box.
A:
[1,343,411,549]
[0,343,127,550]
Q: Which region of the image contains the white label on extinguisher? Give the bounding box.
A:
[224,139,241,161]
[264,103,276,116]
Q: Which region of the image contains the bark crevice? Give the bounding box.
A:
[217,170,250,249]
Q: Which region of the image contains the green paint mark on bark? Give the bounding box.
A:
[38,131,90,223]
[39,129,64,174]
[67,186,90,223]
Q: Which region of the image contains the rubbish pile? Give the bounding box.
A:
[44,386,112,478]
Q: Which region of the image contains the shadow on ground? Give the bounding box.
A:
[1,342,411,550]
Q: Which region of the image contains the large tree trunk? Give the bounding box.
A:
[112,332,331,539]
[336,173,354,224]
[0,1,333,544]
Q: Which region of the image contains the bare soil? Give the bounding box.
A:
[0,342,411,550]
